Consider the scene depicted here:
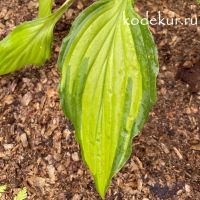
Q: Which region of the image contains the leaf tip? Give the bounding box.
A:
[94,177,110,199]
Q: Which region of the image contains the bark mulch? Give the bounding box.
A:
[0,0,199,199]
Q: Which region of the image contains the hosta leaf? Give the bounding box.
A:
[0,185,7,197]
[0,0,72,75]
[14,188,27,200]
[58,0,159,198]
[38,0,53,17]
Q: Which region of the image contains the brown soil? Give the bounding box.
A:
[0,0,199,199]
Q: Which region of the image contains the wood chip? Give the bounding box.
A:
[191,144,200,151]
[4,95,13,105]
[21,92,32,106]
[134,156,143,169]
[173,147,183,160]
[47,165,56,183]
[161,143,170,154]
[3,144,14,150]
[28,176,46,189]
[72,152,79,161]
[72,194,81,200]
[185,184,191,195]
[137,179,143,191]
[20,133,28,147]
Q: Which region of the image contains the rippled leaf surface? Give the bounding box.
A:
[59,0,159,197]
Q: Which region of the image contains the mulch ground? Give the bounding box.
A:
[0,0,199,199]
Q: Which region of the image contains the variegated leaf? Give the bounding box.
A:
[58,0,159,197]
